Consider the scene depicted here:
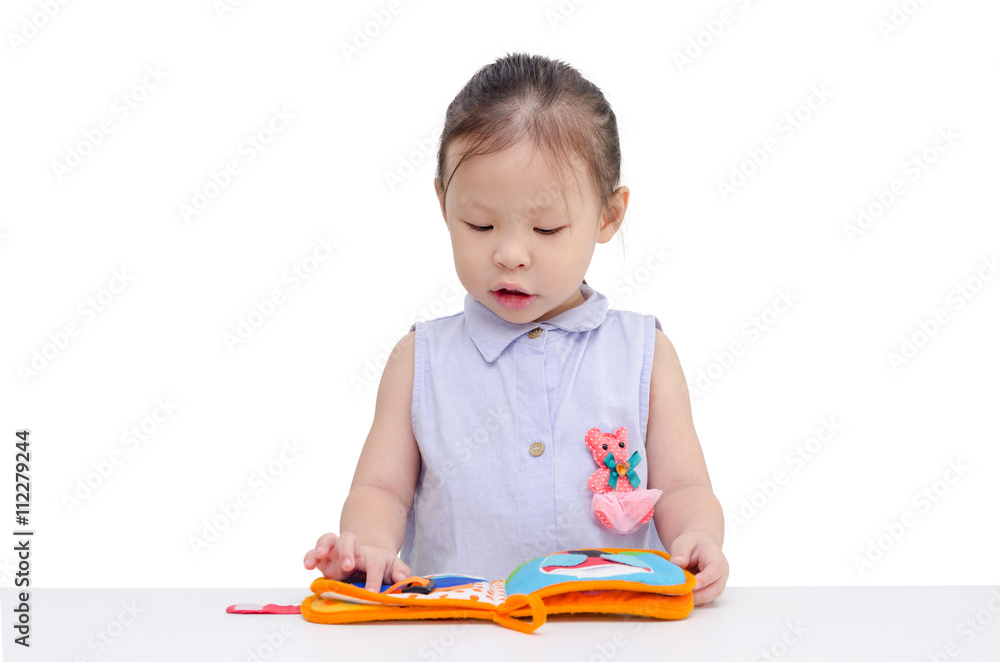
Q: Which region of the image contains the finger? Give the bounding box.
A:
[693,563,722,591]
[338,532,358,572]
[692,574,726,606]
[318,554,347,581]
[364,555,386,593]
[669,537,698,570]
[314,532,339,560]
[303,549,317,569]
[692,556,728,604]
[388,557,412,583]
[690,549,726,588]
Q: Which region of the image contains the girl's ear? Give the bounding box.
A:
[597,186,629,244]
[434,178,448,223]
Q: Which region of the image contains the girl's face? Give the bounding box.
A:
[436,139,626,325]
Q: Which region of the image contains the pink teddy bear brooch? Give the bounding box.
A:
[585,426,662,535]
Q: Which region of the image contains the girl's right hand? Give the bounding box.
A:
[303,532,412,593]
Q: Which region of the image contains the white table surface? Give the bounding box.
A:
[3,586,1000,661]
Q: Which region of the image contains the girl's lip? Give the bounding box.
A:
[491,289,537,310]
[492,282,532,295]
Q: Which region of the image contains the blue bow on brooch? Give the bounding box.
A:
[603,451,641,490]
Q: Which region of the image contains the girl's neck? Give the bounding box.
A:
[533,286,586,323]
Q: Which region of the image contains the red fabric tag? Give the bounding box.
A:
[226,603,301,614]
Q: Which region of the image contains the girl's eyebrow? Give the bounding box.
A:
[459,200,493,210]
[459,199,562,215]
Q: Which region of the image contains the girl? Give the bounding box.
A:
[304,53,728,606]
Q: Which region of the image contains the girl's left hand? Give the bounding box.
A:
[668,532,729,606]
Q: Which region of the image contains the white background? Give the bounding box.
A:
[1,0,997,590]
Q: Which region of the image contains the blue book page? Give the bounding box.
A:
[504,550,686,597]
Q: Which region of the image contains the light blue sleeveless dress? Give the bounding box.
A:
[401,283,665,580]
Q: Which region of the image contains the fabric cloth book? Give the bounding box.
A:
[300,547,697,633]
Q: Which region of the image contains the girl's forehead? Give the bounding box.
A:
[449,155,589,211]
[449,137,585,173]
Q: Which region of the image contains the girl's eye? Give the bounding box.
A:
[535,226,565,235]
[466,223,492,232]
[602,444,608,450]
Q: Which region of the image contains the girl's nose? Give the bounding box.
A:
[493,235,530,270]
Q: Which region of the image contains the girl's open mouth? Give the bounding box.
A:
[491,288,537,310]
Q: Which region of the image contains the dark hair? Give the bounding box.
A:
[435,53,625,249]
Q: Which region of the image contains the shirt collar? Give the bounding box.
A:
[464,283,609,363]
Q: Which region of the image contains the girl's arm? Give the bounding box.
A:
[304,331,421,591]
[341,330,421,551]
[645,328,728,604]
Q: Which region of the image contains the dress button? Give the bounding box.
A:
[529,441,545,457]
[528,327,542,339]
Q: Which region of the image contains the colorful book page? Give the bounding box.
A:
[505,550,686,596]
[318,575,507,607]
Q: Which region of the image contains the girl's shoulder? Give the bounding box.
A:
[408,309,465,333]
[602,307,664,333]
